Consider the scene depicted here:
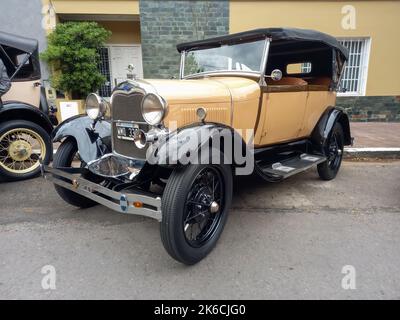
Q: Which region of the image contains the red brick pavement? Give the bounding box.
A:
[350,122,400,148]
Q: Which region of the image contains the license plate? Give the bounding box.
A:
[116,122,139,141]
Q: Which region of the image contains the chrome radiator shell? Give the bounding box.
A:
[111,81,152,160]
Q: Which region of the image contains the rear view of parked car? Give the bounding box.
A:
[0,31,55,181]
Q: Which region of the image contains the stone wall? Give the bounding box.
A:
[337,96,400,122]
[139,0,229,79]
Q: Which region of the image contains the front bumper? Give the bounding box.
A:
[41,165,162,221]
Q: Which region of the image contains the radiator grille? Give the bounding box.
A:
[112,92,145,122]
[111,91,149,160]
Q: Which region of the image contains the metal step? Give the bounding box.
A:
[258,153,326,179]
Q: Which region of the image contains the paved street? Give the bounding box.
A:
[0,161,399,299]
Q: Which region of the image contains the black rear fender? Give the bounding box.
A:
[311,106,352,153]
[0,101,53,134]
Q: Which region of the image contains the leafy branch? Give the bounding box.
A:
[41,21,111,99]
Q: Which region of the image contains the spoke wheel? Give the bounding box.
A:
[327,131,343,170]
[0,120,52,181]
[317,122,344,181]
[160,163,233,265]
[0,128,46,174]
[183,167,225,248]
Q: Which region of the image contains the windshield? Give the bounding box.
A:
[182,39,266,77]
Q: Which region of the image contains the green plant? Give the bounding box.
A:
[41,21,111,99]
[184,52,204,75]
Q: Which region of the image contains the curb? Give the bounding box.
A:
[344,147,400,159]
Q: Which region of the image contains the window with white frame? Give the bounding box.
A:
[338,38,371,96]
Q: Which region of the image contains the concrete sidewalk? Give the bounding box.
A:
[345,122,400,158]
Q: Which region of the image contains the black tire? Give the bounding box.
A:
[0,120,52,181]
[52,138,97,208]
[317,122,344,181]
[160,164,233,265]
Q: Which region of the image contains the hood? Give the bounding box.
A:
[144,78,231,104]
[140,77,260,129]
[144,77,260,105]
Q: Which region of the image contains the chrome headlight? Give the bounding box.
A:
[141,93,167,125]
[85,93,108,120]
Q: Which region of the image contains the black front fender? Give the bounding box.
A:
[147,123,254,174]
[52,115,111,164]
[311,106,352,152]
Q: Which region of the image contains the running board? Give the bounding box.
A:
[257,153,326,180]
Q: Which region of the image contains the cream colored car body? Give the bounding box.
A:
[144,76,335,147]
[2,80,41,107]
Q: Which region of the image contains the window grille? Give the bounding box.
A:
[98,47,112,97]
[338,38,370,96]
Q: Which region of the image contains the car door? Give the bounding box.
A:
[255,77,308,146]
[2,80,41,108]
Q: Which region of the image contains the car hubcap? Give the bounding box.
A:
[0,128,46,174]
[183,167,225,248]
[210,201,220,214]
[9,140,32,161]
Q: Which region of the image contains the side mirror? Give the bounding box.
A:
[269,69,283,81]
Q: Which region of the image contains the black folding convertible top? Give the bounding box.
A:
[0,31,38,53]
[0,31,41,80]
[177,28,348,60]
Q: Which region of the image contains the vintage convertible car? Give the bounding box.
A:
[42,28,352,265]
[0,31,55,181]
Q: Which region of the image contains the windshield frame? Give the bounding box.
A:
[179,37,271,81]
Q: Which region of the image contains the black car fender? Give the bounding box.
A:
[0,101,53,134]
[147,123,254,174]
[52,115,111,164]
[311,106,352,153]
